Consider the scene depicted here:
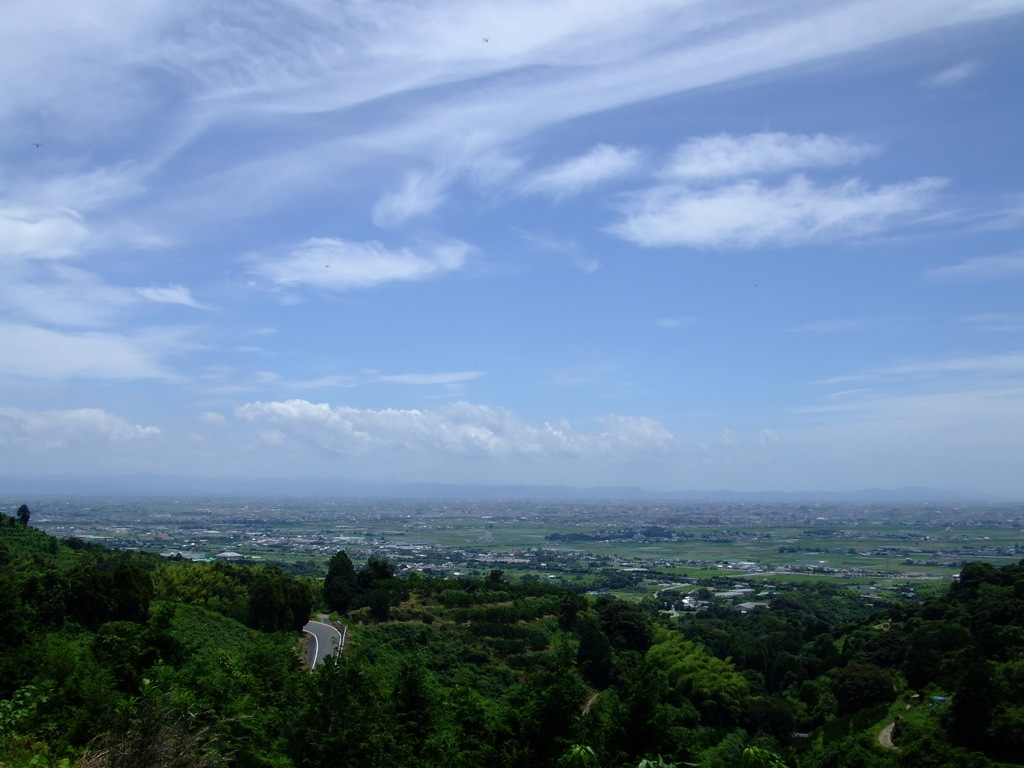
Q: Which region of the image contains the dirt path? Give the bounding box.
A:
[878,722,896,749]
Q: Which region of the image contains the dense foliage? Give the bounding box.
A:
[1,507,1023,768]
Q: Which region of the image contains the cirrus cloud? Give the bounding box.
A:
[609,175,946,249]
[520,144,642,199]
[926,252,1024,281]
[0,322,179,380]
[0,205,91,261]
[248,237,470,291]
[661,132,878,181]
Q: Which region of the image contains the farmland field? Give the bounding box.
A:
[9,496,1021,596]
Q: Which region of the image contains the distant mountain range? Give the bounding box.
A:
[0,473,1008,502]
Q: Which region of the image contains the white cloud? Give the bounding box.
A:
[0,407,160,449]
[199,411,227,426]
[3,1,1012,244]
[249,237,470,291]
[0,265,136,327]
[372,170,450,227]
[0,205,91,261]
[13,164,149,214]
[796,386,1024,430]
[788,316,913,333]
[657,317,694,329]
[975,195,1024,230]
[235,399,678,458]
[520,144,642,199]
[718,429,739,447]
[789,318,870,333]
[609,175,946,249]
[958,313,1024,332]
[0,322,175,379]
[0,266,207,328]
[513,228,579,254]
[922,60,979,87]
[814,351,1024,386]
[662,133,878,181]
[926,253,1024,281]
[136,284,210,309]
[374,371,484,386]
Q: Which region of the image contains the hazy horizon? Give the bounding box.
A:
[3,473,1016,504]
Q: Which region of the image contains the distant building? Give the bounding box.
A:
[215,551,244,560]
[160,550,208,561]
[731,601,770,613]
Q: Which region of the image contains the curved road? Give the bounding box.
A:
[302,617,345,669]
[878,722,896,749]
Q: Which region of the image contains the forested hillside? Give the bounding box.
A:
[1,508,1022,768]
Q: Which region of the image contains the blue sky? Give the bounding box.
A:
[2,0,1024,496]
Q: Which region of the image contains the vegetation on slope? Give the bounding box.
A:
[1,507,1023,768]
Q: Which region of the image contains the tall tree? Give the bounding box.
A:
[323,550,357,614]
[15,505,30,526]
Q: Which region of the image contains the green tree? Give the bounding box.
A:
[576,613,614,689]
[559,743,599,768]
[323,550,357,614]
[15,504,30,525]
[596,596,653,653]
[741,746,789,768]
[831,662,895,715]
[111,559,154,623]
[248,567,311,632]
[647,629,748,727]
[356,554,395,591]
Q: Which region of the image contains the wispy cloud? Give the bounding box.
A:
[0,205,91,261]
[657,317,694,329]
[236,398,678,458]
[0,265,135,327]
[248,237,470,291]
[926,252,1024,281]
[0,264,208,329]
[662,133,877,181]
[372,170,450,227]
[3,2,1014,249]
[12,164,149,214]
[957,313,1024,333]
[520,144,642,199]
[136,284,210,309]
[372,371,484,386]
[795,387,1024,432]
[609,175,945,249]
[241,369,483,393]
[788,316,913,333]
[0,322,181,380]
[922,60,979,88]
[513,228,579,254]
[814,351,1024,386]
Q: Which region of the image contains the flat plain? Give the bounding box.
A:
[8,496,1021,603]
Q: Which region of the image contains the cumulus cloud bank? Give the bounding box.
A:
[235,399,678,458]
[0,407,160,448]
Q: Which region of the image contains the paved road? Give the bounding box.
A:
[302,618,345,669]
[878,722,896,749]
